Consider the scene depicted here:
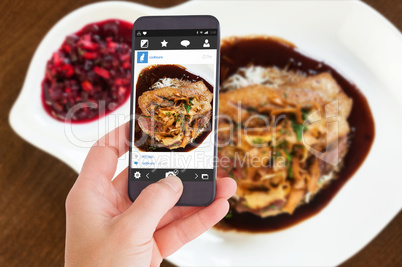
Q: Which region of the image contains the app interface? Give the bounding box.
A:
[131,29,218,182]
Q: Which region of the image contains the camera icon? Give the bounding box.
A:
[165,171,176,177]
[134,171,141,179]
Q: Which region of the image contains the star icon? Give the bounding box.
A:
[161,39,168,47]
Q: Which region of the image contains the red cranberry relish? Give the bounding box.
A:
[42,19,132,123]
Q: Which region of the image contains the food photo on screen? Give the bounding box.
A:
[133,64,215,152]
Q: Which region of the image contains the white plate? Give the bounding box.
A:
[9,1,402,266]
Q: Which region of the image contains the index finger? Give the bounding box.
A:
[79,121,130,184]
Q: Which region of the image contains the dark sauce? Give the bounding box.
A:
[216,36,375,233]
[134,64,214,152]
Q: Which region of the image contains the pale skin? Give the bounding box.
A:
[65,122,237,267]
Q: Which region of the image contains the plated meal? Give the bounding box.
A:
[41,19,132,123]
[38,18,375,233]
[134,64,214,152]
[216,36,375,232]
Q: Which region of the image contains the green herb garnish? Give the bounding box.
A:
[291,120,303,142]
[279,142,292,162]
[264,205,277,212]
[283,149,292,162]
[228,171,237,181]
[302,108,309,120]
[288,164,293,179]
[252,138,263,144]
[225,213,233,219]
[184,103,191,114]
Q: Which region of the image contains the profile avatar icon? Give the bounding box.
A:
[203,39,210,48]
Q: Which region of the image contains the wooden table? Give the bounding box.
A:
[0,0,400,266]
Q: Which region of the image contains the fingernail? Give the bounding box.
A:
[161,176,182,192]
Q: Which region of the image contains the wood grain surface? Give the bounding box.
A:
[0,0,401,266]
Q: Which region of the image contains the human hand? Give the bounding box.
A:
[65,122,237,267]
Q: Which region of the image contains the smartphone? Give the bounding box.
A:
[128,16,220,206]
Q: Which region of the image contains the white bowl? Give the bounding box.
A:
[9,1,402,266]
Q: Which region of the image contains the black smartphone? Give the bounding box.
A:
[128,16,220,206]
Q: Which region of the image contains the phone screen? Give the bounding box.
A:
[130,27,219,184]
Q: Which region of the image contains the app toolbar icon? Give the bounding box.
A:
[140,39,148,48]
[180,40,190,47]
[203,39,210,48]
[134,171,141,179]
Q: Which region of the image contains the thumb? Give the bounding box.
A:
[121,176,183,240]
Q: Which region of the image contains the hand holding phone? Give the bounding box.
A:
[128,16,220,206]
[66,122,236,266]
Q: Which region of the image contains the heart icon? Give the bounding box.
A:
[143,31,147,35]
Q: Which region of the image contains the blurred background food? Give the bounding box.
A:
[42,19,132,122]
[215,36,374,232]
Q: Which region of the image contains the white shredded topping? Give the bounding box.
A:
[221,65,305,92]
[151,78,190,90]
[319,173,334,184]
[303,171,337,203]
[304,172,338,203]
[260,173,282,180]
[305,192,312,203]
